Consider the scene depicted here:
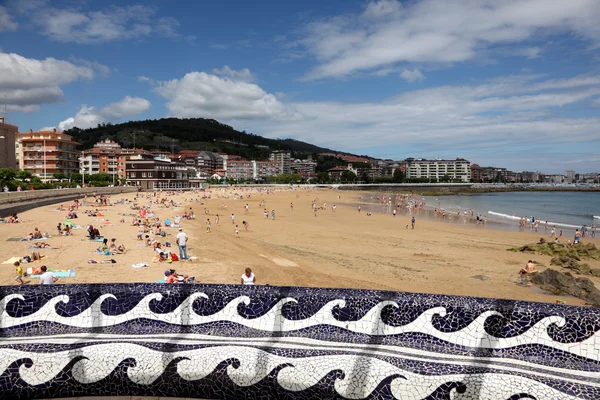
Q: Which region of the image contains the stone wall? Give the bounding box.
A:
[0,283,597,399]
[0,187,138,217]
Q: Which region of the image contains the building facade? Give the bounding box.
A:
[226,159,255,181]
[405,158,471,182]
[0,117,18,169]
[125,155,195,190]
[254,161,281,180]
[292,159,317,180]
[80,139,127,182]
[270,150,291,174]
[16,129,79,180]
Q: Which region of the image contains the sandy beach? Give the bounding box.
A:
[1,187,598,306]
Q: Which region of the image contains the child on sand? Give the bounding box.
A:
[206,219,211,233]
[243,221,249,231]
[235,224,240,238]
[15,261,24,285]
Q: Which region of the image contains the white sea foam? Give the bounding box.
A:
[487,211,582,229]
[0,343,582,399]
[594,215,600,220]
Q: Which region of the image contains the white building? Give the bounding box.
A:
[405,158,471,182]
[269,150,291,174]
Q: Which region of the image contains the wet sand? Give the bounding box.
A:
[1,187,598,306]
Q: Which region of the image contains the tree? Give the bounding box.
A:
[70,172,82,183]
[16,170,33,180]
[392,168,404,183]
[315,171,330,183]
[439,174,451,183]
[0,168,16,183]
[53,172,66,180]
[341,170,356,182]
[361,172,371,183]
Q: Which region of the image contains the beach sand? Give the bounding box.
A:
[1,188,598,306]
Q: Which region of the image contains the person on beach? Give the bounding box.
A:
[241,268,255,285]
[206,219,211,233]
[231,213,235,224]
[358,206,361,213]
[574,229,581,244]
[393,209,396,216]
[215,214,219,225]
[290,202,294,211]
[39,266,58,285]
[550,226,556,238]
[411,216,415,229]
[243,221,249,231]
[235,224,240,238]
[176,228,188,260]
[271,209,275,220]
[519,260,537,275]
[110,238,126,254]
[332,204,336,212]
[592,225,597,238]
[15,261,24,285]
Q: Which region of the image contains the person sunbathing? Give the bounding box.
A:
[110,238,126,254]
[33,242,56,249]
[519,260,537,275]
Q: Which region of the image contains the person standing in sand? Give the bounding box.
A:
[550,226,556,238]
[411,216,415,229]
[235,224,240,238]
[231,213,235,224]
[206,219,211,233]
[176,228,188,260]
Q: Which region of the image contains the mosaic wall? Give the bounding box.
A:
[0,283,598,399]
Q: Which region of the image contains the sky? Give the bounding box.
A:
[1,0,600,173]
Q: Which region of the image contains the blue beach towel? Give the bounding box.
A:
[30,270,76,278]
[29,246,55,250]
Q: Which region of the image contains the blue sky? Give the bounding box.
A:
[1,0,600,173]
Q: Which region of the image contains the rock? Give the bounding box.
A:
[549,256,600,276]
[530,269,600,307]
[508,242,600,260]
[471,275,490,281]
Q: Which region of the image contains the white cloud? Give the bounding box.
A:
[52,97,151,131]
[150,69,301,120]
[0,6,18,31]
[0,52,96,112]
[19,4,180,43]
[99,96,151,119]
[300,0,600,79]
[220,72,600,171]
[212,66,255,82]
[400,68,425,82]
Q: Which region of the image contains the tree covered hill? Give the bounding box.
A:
[64,118,344,161]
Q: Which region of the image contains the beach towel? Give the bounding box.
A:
[30,270,76,278]
[6,238,22,242]
[132,262,149,268]
[88,259,117,264]
[156,279,165,283]
[2,256,21,265]
[29,246,55,250]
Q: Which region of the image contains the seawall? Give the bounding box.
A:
[0,187,138,217]
[0,283,597,399]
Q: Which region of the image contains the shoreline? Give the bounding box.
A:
[0,187,598,307]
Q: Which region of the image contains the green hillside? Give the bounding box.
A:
[64,118,339,161]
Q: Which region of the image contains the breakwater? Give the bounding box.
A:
[0,283,597,399]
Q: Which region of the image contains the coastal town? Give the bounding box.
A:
[1,119,598,189]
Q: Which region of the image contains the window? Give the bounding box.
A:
[148,172,153,178]
[142,172,147,178]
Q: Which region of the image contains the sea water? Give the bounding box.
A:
[423,191,599,232]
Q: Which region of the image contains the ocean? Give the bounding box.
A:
[423,191,599,232]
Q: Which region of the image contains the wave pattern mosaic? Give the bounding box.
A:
[0,283,598,399]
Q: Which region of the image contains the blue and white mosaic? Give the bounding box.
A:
[0,283,598,399]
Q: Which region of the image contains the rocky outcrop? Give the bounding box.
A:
[530,269,600,307]
[508,241,599,260]
[550,256,600,276]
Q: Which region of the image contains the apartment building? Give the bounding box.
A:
[292,159,317,180]
[254,161,281,180]
[270,150,291,174]
[405,158,471,182]
[226,159,254,181]
[79,139,127,182]
[125,154,195,189]
[0,117,18,169]
[16,129,79,180]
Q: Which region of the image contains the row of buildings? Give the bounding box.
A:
[0,125,316,189]
[0,121,597,187]
[326,158,472,182]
